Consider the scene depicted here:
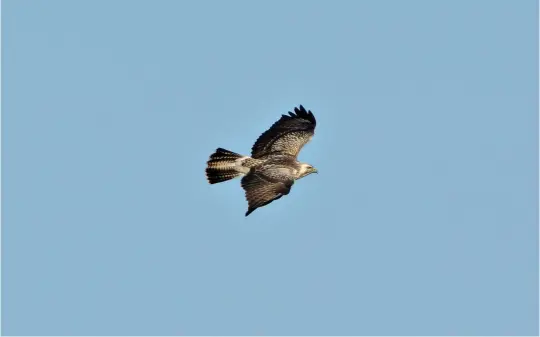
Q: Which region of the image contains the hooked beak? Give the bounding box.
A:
[313,168,318,174]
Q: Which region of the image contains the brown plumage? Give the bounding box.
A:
[206,105,318,216]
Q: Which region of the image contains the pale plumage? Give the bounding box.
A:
[206,105,318,216]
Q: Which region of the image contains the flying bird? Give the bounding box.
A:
[205,105,318,216]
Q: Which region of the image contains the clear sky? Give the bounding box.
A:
[2,0,538,335]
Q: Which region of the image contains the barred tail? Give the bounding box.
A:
[205,148,244,184]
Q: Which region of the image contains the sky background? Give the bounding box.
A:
[2,0,538,335]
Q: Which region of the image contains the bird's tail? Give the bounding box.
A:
[206,148,245,184]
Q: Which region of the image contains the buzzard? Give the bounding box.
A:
[205,105,318,216]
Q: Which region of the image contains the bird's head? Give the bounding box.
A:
[298,163,318,179]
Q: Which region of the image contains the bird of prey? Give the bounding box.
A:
[205,105,318,216]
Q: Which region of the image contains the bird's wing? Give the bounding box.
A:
[241,171,294,216]
[251,105,316,159]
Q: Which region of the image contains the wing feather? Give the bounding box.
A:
[251,105,316,158]
[241,171,293,216]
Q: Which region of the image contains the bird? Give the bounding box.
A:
[205,105,318,216]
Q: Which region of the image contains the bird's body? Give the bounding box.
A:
[206,105,317,216]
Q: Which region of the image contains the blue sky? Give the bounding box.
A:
[2,0,538,335]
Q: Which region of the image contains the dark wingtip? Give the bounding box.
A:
[290,104,316,125]
[245,208,253,216]
[281,105,316,125]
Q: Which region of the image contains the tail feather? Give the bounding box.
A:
[206,148,244,184]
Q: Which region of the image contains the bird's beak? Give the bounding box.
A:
[313,168,318,174]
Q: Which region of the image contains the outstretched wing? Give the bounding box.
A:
[251,105,316,159]
[241,171,294,216]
